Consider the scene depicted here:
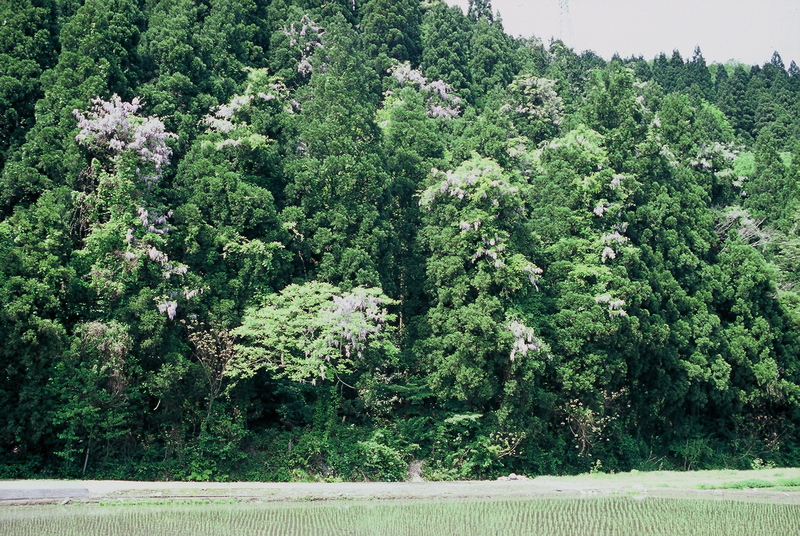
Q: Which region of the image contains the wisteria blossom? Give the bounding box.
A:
[389,62,462,119]
[419,166,519,208]
[502,76,564,126]
[73,95,176,186]
[157,300,178,321]
[609,174,626,190]
[230,283,395,384]
[594,293,628,318]
[714,206,771,250]
[421,157,541,291]
[324,288,391,360]
[201,71,283,151]
[136,207,172,235]
[506,320,544,361]
[593,202,610,217]
[600,227,630,263]
[282,14,325,77]
[74,95,198,320]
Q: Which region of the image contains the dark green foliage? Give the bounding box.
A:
[2,0,800,480]
[0,0,59,164]
[421,1,472,102]
[687,47,713,101]
[359,0,422,73]
[0,0,145,214]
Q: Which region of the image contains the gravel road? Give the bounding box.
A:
[2,470,799,505]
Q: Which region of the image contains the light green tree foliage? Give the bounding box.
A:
[230,282,397,384]
[453,91,523,169]
[544,41,586,115]
[415,155,547,417]
[716,239,800,436]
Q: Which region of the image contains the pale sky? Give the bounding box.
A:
[445,0,800,67]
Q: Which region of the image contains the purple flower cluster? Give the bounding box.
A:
[419,166,519,207]
[594,294,627,318]
[325,289,390,360]
[502,76,563,126]
[282,14,325,77]
[73,95,176,186]
[137,207,173,235]
[158,288,201,321]
[388,62,462,119]
[506,320,543,361]
[74,96,197,320]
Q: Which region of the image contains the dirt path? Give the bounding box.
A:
[2,468,800,506]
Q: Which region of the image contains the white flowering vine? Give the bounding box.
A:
[388,62,462,119]
[506,320,544,361]
[74,95,198,319]
[282,14,325,78]
[73,95,176,187]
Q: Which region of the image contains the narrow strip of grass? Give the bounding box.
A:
[701,477,800,490]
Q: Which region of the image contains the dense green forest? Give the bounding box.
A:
[2,0,800,481]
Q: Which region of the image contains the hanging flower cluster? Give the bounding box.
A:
[594,293,627,318]
[421,158,543,293]
[324,288,392,360]
[600,228,629,263]
[157,288,201,321]
[389,62,462,119]
[201,70,284,149]
[714,206,771,250]
[506,319,544,361]
[419,166,519,207]
[74,96,198,320]
[502,76,563,126]
[471,233,508,268]
[282,14,325,78]
[73,95,176,186]
[689,141,740,181]
[230,283,396,385]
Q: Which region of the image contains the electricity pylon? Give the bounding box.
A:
[558,0,574,45]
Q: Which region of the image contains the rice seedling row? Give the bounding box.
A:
[2,496,799,536]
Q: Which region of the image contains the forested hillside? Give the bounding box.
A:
[3,0,800,481]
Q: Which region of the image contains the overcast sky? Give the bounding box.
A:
[445,0,800,67]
